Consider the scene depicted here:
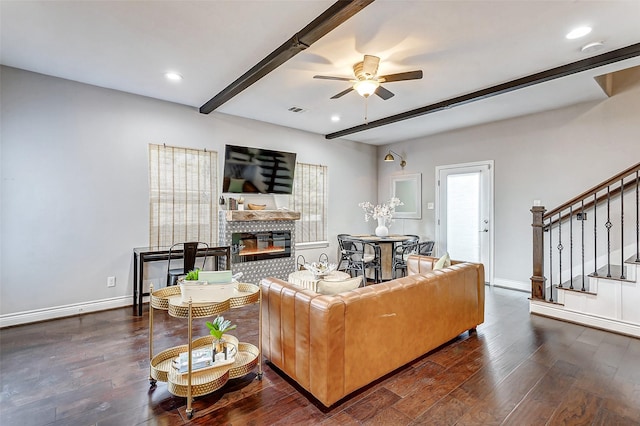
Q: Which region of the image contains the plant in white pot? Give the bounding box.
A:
[183,269,200,282]
[206,316,237,361]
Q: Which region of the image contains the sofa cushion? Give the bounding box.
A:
[434,252,451,269]
[316,276,363,295]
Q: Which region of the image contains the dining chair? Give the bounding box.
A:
[336,234,351,272]
[417,240,435,256]
[392,237,420,279]
[167,242,209,286]
[341,237,381,284]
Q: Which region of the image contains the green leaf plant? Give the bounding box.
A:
[184,269,200,281]
[206,316,237,340]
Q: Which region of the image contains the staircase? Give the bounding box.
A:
[530,162,640,337]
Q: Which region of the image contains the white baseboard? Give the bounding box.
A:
[0,296,133,328]
[530,299,640,338]
[493,277,529,292]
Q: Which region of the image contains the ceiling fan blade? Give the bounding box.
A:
[375,85,395,100]
[379,70,423,82]
[330,87,354,99]
[313,75,352,81]
[362,55,380,77]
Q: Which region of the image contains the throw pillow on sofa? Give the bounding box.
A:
[434,252,451,270]
[317,276,363,295]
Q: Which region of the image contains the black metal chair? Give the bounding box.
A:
[167,242,209,286]
[341,237,381,284]
[336,234,352,272]
[392,237,420,278]
[416,240,435,256]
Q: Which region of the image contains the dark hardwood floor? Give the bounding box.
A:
[1,286,639,425]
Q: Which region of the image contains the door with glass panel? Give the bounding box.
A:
[436,161,493,285]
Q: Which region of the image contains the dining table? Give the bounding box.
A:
[345,234,414,281]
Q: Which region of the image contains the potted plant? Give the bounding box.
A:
[206,316,237,360]
[184,269,200,282]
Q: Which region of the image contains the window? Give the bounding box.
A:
[148,144,218,247]
[291,162,328,247]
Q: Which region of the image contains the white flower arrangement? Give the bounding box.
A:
[358,197,404,226]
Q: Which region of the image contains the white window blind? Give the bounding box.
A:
[148,144,218,247]
[292,162,328,244]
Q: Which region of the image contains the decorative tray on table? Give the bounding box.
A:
[304,262,337,278]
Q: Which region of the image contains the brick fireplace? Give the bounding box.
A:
[218,210,301,285]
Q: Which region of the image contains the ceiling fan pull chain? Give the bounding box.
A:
[364,97,369,124]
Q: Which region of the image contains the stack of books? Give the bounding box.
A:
[172,348,214,374]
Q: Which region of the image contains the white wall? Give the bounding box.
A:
[379,74,640,290]
[0,66,378,321]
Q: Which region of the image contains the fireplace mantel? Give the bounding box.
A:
[223,210,301,222]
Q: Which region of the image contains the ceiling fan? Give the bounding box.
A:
[313,55,423,100]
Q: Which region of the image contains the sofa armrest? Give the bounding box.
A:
[260,277,346,406]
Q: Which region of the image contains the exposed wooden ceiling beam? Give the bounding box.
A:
[200,0,375,114]
[325,42,640,140]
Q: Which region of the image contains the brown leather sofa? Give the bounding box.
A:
[260,255,485,407]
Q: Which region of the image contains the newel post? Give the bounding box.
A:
[531,206,546,300]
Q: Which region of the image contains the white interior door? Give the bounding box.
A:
[436,161,493,285]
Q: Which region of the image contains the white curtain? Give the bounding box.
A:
[148,144,218,247]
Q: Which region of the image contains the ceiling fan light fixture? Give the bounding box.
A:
[354,79,379,97]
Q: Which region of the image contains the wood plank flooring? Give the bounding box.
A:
[1,286,639,425]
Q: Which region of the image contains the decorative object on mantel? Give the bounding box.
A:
[247,203,266,210]
[359,197,404,237]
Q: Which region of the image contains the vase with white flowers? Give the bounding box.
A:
[358,197,404,237]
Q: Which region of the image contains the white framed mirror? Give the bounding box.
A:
[391,173,421,219]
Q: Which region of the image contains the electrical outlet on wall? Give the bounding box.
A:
[107,276,116,287]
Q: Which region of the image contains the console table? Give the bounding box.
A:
[132,246,231,316]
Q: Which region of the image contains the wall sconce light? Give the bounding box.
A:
[384,150,406,168]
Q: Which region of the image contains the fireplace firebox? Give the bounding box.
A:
[231,231,291,263]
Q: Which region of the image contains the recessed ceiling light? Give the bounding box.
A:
[566,26,592,40]
[165,72,183,81]
[331,115,340,122]
[581,41,605,53]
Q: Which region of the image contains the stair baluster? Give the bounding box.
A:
[593,193,598,276]
[636,171,640,263]
[558,212,563,288]
[606,186,612,278]
[581,200,586,291]
[620,178,626,279]
[549,216,554,302]
[570,205,574,289]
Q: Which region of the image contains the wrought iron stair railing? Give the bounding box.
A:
[531,162,640,302]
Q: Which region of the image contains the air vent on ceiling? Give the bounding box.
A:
[288,106,307,113]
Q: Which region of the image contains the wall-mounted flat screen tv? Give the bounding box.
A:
[222,144,297,194]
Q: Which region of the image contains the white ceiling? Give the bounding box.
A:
[2,1,639,145]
